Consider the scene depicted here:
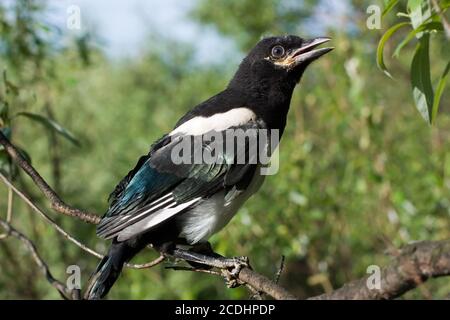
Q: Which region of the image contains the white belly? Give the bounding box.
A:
[177,170,265,244]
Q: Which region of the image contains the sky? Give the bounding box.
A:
[37,0,353,63]
[44,0,236,63]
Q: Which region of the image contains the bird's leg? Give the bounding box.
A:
[171,248,248,269]
[185,242,220,270]
[168,245,250,288]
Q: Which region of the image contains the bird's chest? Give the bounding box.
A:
[177,169,265,244]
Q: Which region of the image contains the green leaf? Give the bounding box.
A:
[377,22,410,78]
[408,0,432,35]
[383,0,399,17]
[410,34,434,124]
[15,112,81,147]
[393,21,443,57]
[431,60,450,123]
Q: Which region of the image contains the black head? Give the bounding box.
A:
[229,35,333,97]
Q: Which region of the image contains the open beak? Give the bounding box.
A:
[288,37,333,67]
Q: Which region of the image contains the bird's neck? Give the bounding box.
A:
[228,80,295,134]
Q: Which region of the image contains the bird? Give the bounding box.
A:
[85,35,333,299]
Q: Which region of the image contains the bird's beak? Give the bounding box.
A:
[290,37,333,65]
[276,37,333,70]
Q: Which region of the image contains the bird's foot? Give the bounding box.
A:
[221,256,250,288]
[165,247,251,288]
[168,248,250,275]
[228,256,250,276]
[223,272,244,288]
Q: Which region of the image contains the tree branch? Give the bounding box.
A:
[0,172,165,269]
[166,261,296,300]
[237,267,297,300]
[0,131,100,224]
[0,172,104,258]
[0,217,73,299]
[309,240,450,300]
[0,185,13,239]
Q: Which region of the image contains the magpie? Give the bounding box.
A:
[85,35,333,299]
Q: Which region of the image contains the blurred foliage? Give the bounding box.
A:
[192,0,317,51]
[0,0,449,299]
[378,0,450,124]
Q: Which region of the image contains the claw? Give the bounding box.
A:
[229,256,250,275]
[225,277,242,288]
[222,256,250,288]
[222,269,243,288]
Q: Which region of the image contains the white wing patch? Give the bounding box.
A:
[97,193,175,238]
[116,197,202,242]
[170,107,256,136]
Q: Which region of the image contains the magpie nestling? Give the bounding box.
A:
[85,35,333,299]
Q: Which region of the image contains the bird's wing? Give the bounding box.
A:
[96,120,268,241]
[106,134,171,209]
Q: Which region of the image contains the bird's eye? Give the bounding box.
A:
[271,45,285,58]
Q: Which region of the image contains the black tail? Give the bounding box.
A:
[84,242,132,300]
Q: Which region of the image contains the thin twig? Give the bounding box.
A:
[0,131,100,224]
[432,0,450,39]
[274,255,285,284]
[0,172,103,258]
[0,172,165,269]
[246,254,287,300]
[126,254,165,269]
[0,185,13,239]
[0,217,72,299]
[165,265,223,276]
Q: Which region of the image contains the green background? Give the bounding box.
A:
[0,0,449,299]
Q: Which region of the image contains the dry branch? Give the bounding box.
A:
[238,267,297,300]
[309,240,450,300]
[0,172,104,258]
[0,217,73,299]
[0,131,100,224]
[0,172,165,269]
[0,185,13,239]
